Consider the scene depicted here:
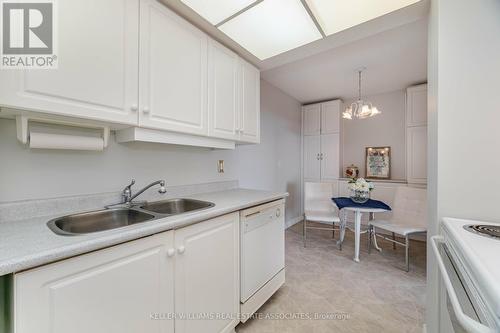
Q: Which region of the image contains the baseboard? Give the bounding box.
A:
[285,216,303,229]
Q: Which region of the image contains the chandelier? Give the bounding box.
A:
[342,68,381,120]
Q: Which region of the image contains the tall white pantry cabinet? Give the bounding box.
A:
[302,100,341,181]
[406,84,428,185]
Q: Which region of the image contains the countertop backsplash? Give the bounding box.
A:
[0,180,238,223]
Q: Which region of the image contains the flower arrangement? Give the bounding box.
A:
[348,177,374,203]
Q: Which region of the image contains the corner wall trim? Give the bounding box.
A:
[285,216,303,229]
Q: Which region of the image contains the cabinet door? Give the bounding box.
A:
[321,133,340,180]
[303,135,321,181]
[208,41,239,140]
[407,126,427,184]
[0,0,139,125]
[174,213,239,333]
[321,100,341,134]
[139,0,208,135]
[239,60,260,143]
[303,104,321,135]
[15,232,175,333]
[406,84,427,127]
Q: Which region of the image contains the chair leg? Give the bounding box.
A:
[405,235,410,272]
[392,232,396,250]
[368,225,372,254]
[303,219,307,248]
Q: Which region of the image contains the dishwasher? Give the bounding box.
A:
[240,199,285,321]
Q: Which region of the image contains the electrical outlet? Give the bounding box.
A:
[217,160,224,173]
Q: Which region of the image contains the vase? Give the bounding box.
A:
[350,189,370,204]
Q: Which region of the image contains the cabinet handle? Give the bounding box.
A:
[244,211,261,218]
[143,106,150,114]
[320,153,324,160]
[276,208,281,217]
[131,104,138,112]
[177,246,186,254]
[317,153,320,160]
[167,248,175,257]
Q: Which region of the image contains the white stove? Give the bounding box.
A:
[431,217,500,333]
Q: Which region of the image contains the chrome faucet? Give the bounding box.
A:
[122,179,166,205]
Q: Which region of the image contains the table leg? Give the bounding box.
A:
[354,211,361,262]
[368,212,382,252]
[336,209,346,250]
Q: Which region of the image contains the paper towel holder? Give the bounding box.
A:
[16,115,110,148]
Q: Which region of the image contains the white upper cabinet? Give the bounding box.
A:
[0,0,139,125]
[208,41,239,140]
[238,59,260,143]
[321,100,341,134]
[139,0,208,135]
[174,213,240,333]
[15,231,175,333]
[303,104,321,135]
[406,84,428,127]
[0,0,261,147]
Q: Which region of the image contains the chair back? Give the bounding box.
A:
[304,182,336,214]
[391,186,427,228]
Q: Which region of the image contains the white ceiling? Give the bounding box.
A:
[261,18,428,103]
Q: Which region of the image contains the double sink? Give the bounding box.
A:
[47,198,215,236]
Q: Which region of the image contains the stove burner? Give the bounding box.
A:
[464,224,500,239]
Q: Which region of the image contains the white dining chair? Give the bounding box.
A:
[303,182,342,248]
[369,186,427,272]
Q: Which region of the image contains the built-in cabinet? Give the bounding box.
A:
[0,0,260,147]
[14,213,240,333]
[406,84,427,184]
[208,42,260,143]
[139,0,208,136]
[302,100,341,181]
[174,213,239,333]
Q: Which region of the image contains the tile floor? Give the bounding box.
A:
[236,221,426,333]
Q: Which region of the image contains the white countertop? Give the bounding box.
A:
[0,189,288,276]
[442,217,500,320]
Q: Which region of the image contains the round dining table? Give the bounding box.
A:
[339,206,389,262]
[332,197,391,263]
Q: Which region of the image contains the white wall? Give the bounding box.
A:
[341,90,407,180]
[238,80,302,223]
[0,80,303,222]
[427,0,500,332]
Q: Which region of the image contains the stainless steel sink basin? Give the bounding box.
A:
[140,198,214,215]
[47,199,215,236]
[47,208,155,236]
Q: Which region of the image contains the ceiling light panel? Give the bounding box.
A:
[305,0,422,36]
[180,0,257,25]
[218,0,322,60]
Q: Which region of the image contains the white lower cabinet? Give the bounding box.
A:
[14,213,240,333]
[15,231,175,333]
[174,212,240,333]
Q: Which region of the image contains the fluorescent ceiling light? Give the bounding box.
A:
[305,0,422,36]
[180,0,256,25]
[219,0,322,60]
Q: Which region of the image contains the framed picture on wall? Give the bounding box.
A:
[365,147,391,179]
